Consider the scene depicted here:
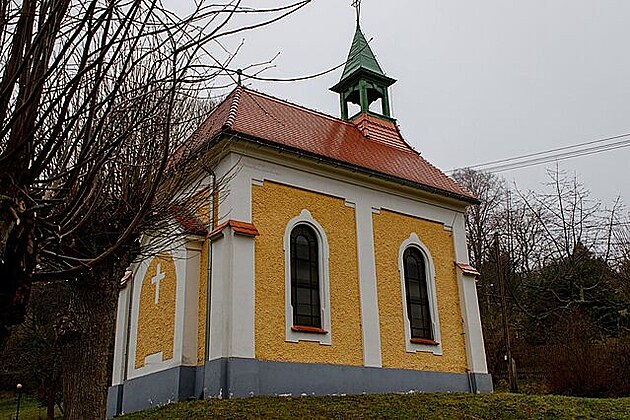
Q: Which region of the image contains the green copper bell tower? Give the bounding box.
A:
[330,17,396,121]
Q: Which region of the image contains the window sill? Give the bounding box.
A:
[291,325,328,334]
[410,338,439,346]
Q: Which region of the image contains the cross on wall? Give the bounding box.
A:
[151,263,165,304]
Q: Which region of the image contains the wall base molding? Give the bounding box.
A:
[107,358,493,418]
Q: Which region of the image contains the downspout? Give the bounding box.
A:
[203,170,218,397]
[123,277,134,381]
[119,267,135,416]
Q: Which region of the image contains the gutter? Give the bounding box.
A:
[221,130,480,206]
[202,170,217,398]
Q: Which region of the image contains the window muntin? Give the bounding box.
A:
[398,233,442,355]
[284,209,331,345]
[290,225,321,328]
[403,247,433,340]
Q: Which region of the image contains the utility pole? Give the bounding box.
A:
[495,233,518,392]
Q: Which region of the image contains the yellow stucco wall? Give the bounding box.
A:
[135,253,177,368]
[252,181,363,366]
[197,241,209,365]
[373,210,468,373]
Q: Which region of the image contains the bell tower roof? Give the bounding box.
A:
[339,23,387,82]
[330,19,396,121]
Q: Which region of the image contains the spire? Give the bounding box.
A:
[339,23,386,82]
[331,14,396,121]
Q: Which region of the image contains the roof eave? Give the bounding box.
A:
[221,129,480,206]
[330,68,397,93]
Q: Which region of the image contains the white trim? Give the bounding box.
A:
[111,264,134,385]
[398,233,443,356]
[284,209,332,345]
[356,203,382,367]
[232,141,470,212]
[127,244,189,380]
[208,159,258,360]
[143,352,164,366]
[452,213,489,374]
[237,152,460,229]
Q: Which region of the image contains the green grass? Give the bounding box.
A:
[0,395,60,420]
[119,393,630,419]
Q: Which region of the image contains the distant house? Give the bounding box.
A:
[107,18,491,418]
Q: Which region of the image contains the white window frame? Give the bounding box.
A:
[284,209,332,345]
[399,233,442,355]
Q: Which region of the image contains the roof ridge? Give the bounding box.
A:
[223,86,242,129]
[391,122,419,154]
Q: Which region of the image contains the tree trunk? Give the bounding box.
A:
[0,198,36,347]
[47,390,55,420]
[58,266,121,420]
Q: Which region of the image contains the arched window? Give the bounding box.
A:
[403,247,433,341]
[290,225,321,328]
[284,209,330,344]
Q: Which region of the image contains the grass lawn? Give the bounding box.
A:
[0,395,61,420]
[119,393,630,419]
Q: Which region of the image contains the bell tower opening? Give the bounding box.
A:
[330,17,396,122]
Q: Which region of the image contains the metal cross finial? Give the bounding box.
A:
[351,0,361,23]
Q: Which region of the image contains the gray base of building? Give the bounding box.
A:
[107,358,493,418]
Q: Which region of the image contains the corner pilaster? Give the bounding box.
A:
[452,213,488,375]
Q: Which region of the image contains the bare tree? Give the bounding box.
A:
[0,1,312,417]
[454,167,630,388]
[452,168,506,269]
[510,170,622,323]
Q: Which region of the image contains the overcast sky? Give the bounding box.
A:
[197,1,630,207]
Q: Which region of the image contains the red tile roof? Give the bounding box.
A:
[177,87,476,203]
[352,113,413,152]
[456,262,481,277]
[170,206,208,237]
[209,220,260,240]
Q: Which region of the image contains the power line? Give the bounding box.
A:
[449,132,630,174]
[486,138,630,173]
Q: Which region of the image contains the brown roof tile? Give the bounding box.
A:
[209,219,259,240]
[171,206,208,237]
[456,262,481,277]
[178,87,476,203]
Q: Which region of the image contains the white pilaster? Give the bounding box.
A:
[208,227,256,360]
[112,274,132,386]
[452,213,488,374]
[355,203,382,367]
[230,233,256,358]
[217,153,252,223]
[208,232,229,360]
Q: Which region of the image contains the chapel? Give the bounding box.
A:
[107,14,491,418]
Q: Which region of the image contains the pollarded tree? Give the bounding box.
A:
[0,1,312,418]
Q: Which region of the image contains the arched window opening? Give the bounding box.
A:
[403,247,433,341]
[290,225,321,328]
